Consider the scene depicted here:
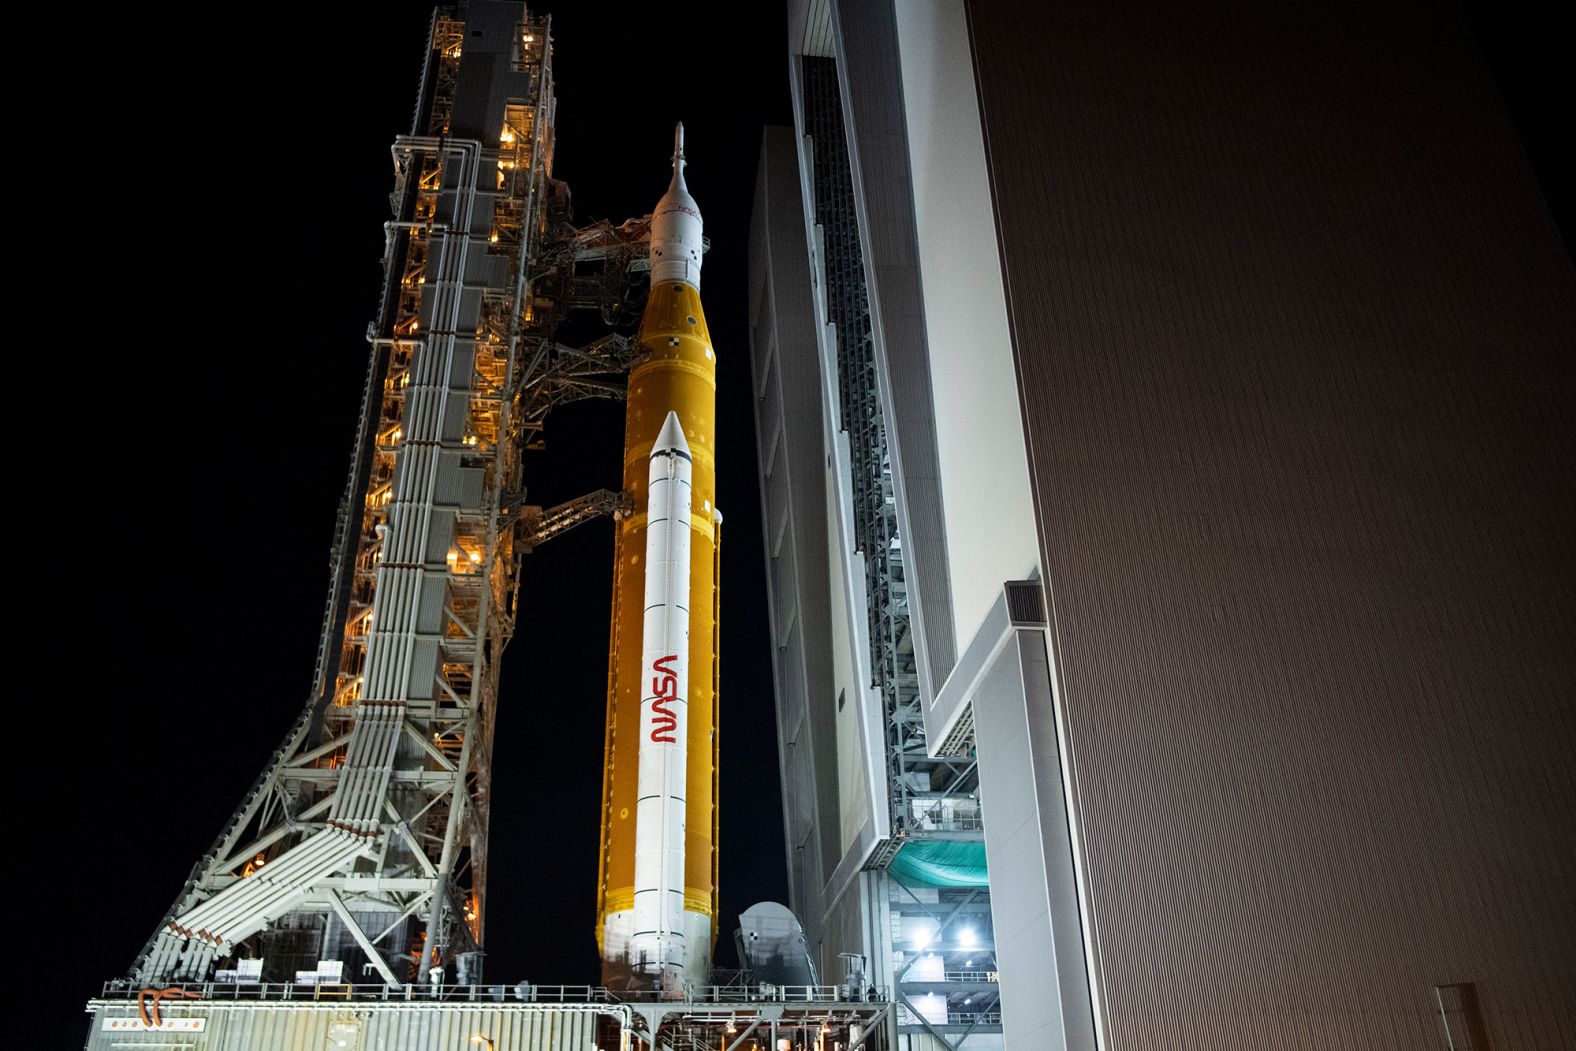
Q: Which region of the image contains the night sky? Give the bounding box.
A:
[42,1,1567,1047]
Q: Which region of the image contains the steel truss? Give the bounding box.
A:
[132,10,656,990]
[800,56,1001,1045]
[87,983,892,1051]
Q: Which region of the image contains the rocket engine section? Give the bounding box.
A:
[598,125,719,994]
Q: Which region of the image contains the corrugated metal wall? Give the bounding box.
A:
[963,0,1576,1046]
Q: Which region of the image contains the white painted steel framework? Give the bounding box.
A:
[135,13,557,986]
[130,7,653,989]
[84,984,892,1051]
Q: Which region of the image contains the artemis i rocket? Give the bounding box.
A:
[597,124,719,993]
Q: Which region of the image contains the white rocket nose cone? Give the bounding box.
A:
[651,123,704,288]
[653,410,690,455]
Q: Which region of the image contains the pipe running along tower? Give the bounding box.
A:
[598,124,720,992]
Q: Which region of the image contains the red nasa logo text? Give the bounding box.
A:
[650,655,679,743]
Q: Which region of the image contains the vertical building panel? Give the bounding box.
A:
[890,0,1042,659]
[965,0,1576,1045]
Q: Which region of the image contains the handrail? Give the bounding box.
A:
[97,981,891,1007]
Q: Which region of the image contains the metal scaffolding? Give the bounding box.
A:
[85,982,892,1051]
[801,56,1001,1048]
[128,8,653,992]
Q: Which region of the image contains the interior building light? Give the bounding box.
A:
[959,927,978,946]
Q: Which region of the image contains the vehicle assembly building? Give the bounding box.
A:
[748,1,1574,1050]
[83,4,883,1049]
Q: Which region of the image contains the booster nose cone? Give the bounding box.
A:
[651,122,704,288]
[653,410,691,457]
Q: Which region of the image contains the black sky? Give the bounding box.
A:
[40,0,1569,1047]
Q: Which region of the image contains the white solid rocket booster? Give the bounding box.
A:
[631,409,692,986]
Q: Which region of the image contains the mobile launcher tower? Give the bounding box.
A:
[84,4,889,1050]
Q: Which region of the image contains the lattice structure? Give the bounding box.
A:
[801,56,1001,1047]
[84,983,892,1051]
[129,6,653,991]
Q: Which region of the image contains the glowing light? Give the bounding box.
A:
[959,927,978,946]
